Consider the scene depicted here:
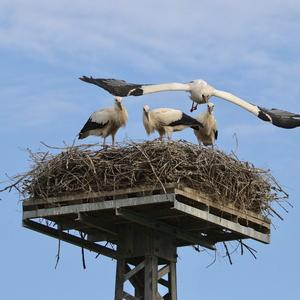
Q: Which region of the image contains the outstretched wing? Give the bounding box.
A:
[258,107,300,129]
[212,89,300,129]
[79,76,145,96]
[80,76,190,97]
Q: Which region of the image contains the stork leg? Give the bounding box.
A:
[190,101,199,112]
[102,137,106,147]
[112,134,115,147]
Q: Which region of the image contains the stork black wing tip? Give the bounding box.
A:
[258,106,300,129]
[79,76,96,83]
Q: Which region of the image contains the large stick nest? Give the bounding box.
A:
[6,140,288,217]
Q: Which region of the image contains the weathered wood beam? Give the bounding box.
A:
[125,264,144,296]
[158,265,170,279]
[176,186,270,225]
[158,278,169,288]
[23,219,117,259]
[169,262,177,300]
[23,194,175,219]
[116,208,215,250]
[173,201,270,244]
[124,260,145,282]
[23,183,176,207]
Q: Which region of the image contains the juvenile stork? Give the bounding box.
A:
[193,102,218,147]
[80,76,300,129]
[143,105,203,140]
[78,96,128,146]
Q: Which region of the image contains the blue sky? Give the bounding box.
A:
[1,1,300,299]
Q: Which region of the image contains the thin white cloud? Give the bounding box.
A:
[1,0,300,75]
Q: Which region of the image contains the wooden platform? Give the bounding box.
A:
[23,184,270,253]
[23,184,271,300]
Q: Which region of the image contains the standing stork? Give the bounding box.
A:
[80,76,300,129]
[143,105,203,140]
[78,96,128,146]
[193,102,218,147]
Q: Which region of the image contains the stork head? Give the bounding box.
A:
[188,79,214,105]
[143,105,150,113]
[143,105,150,120]
[207,102,215,114]
[189,79,207,85]
[114,96,123,108]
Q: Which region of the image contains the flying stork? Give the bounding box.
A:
[79,76,300,129]
[193,102,218,147]
[143,105,203,140]
[78,96,128,146]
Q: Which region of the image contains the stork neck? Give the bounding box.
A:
[115,103,123,111]
[213,89,260,116]
[142,83,190,95]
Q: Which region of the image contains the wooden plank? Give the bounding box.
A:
[144,256,158,300]
[23,193,176,219]
[169,262,177,300]
[173,201,270,244]
[158,278,169,288]
[23,184,177,206]
[158,265,170,279]
[23,219,117,259]
[124,264,144,297]
[115,259,125,300]
[116,208,215,250]
[124,260,145,282]
[176,186,270,225]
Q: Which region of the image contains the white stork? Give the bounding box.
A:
[143,105,203,140]
[193,102,218,147]
[80,76,300,129]
[78,96,128,146]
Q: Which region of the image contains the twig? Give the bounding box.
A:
[223,242,233,265]
[55,238,61,269]
[80,232,87,269]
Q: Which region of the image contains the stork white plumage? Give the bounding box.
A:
[193,102,218,147]
[143,105,203,140]
[78,96,128,146]
[80,76,300,129]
